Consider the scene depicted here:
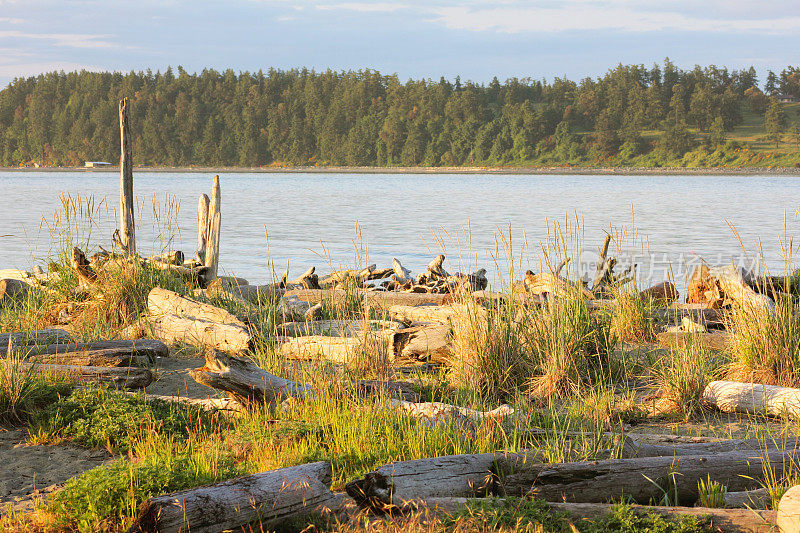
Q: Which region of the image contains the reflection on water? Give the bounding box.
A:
[1,171,799,291]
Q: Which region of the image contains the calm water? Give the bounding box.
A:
[2,171,799,291]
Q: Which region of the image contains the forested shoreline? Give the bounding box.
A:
[2,61,800,168]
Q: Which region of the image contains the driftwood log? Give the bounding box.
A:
[151,314,251,353]
[0,360,152,389]
[591,234,613,296]
[204,175,221,283]
[412,498,776,533]
[391,323,452,363]
[524,272,593,300]
[196,193,209,264]
[0,328,73,348]
[656,330,732,351]
[688,265,774,311]
[128,461,337,533]
[778,484,800,533]
[71,247,98,284]
[495,449,800,504]
[285,288,453,308]
[117,97,136,255]
[148,287,244,326]
[640,281,678,302]
[723,488,771,509]
[3,339,166,366]
[704,381,800,420]
[0,278,31,304]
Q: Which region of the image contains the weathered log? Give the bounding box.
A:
[651,304,725,327]
[288,266,320,290]
[147,250,184,266]
[656,330,732,351]
[591,234,612,296]
[346,453,498,508]
[145,260,205,283]
[388,303,487,326]
[0,328,73,348]
[204,175,221,283]
[285,288,453,308]
[148,287,245,327]
[210,283,284,304]
[704,381,800,420]
[196,193,209,264]
[0,278,31,304]
[3,338,167,365]
[688,265,774,311]
[393,258,413,285]
[277,319,398,338]
[494,449,800,505]
[640,281,678,303]
[445,268,488,292]
[128,462,337,533]
[778,484,800,532]
[278,329,395,364]
[724,488,771,509]
[411,498,776,533]
[390,399,513,423]
[525,272,593,300]
[118,97,136,254]
[1,360,152,389]
[426,254,448,279]
[277,295,313,323]
[391,322,452,362]
[621,434,797,458]
[190,351,314,405]
[127,392,242,413]
[319,265,376,288]
[71,247,98,284]
[152,314,251,353]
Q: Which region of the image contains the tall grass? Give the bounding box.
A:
[0,352,72,424]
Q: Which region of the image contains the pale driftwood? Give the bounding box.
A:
[494,449,800,505]
[393,258,413,285]
[651,304,725,327]
[389,399,513,423]
[277,319,398,338]
[285,288,453,308]
[778,484,800,532]
[71,247,98,284]
[1,360,152,389]
[345,453,498,508]
[621,434,797,458]
[524,272,593,300]
[591,234,612,295]
[724,488,771,509]
[288,266,320,290]
[145,260,205,283]
[277,330,395,364]
[391,322,452,362]
[196,193,209,264]
[688,265,774,311]
[147,250,184,266]
[0,328,73,348]
[118,97,136,255]
[388,303,487,326]
[210,283,284,304]
[189,351,314,405]
[656,330,732,351]
[411,498,776,533]
[204,175,221,282]
[206,276,249,290]
[704,381,800,420]
[128,462,337,533]
[426,254,448,279]
[126,392,242,413]
[277,295,313,323]
[319,265,376,288]
[147,287,245,327]
[152,314,251,353]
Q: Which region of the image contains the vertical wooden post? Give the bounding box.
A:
[204,175,221,282]
[118,97,136,254]
[196,194,210,264]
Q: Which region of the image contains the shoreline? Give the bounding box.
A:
[3,165,800,176]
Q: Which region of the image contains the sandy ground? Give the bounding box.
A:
[0,429,110,516]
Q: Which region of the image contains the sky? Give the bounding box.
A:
[0,0,799,88]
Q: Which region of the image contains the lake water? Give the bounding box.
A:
[2,171,799,292]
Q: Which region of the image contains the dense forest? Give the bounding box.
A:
[2,61,800,168]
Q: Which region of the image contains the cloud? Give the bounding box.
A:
[316,2,406,13]
[0,17,23,23]
[0,30,116,48]
[0,61,104,80]
[429,4,800,34]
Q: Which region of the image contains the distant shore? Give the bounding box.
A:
[3,165,800,176]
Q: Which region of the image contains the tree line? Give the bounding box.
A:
[0,60,796,168]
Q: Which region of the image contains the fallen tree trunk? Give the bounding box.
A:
[412,498,776,533]
[388,303,486,326]
[524,272,593,300]
[128,392,242,413]
[345,453,498,508]
[5,339,168,366]
[0,328,73,348]
[128,461,337,533]
[640,281,678,303]
[494,448,800,505]
[724,488,771,509]
[209,283,284,303]
[778,484,800,533]
[151,314,252,353]
[621,434,796,458]
[704,381,800,420]
[71,247,98,285]
[651,303,724,327]
[278,329,396,364]
[391,322,452,363]
[1,361,152,389]
[285,288,453,308]
[148,287,245,326]
[656,330,732,351]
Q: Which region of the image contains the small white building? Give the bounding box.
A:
[85,161,111,168]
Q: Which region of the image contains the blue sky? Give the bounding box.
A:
[0,0,798,87]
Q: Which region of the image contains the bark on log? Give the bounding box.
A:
[288,266,320,290]
[128,462,337,533]
[1,360,152,389]
[204,175,221,282]
[0,328,73,348]
[345,453,498,509]
[152,314,251,353]
[411,498,776,533]
[148,287,245,327]
[704,381,800,420]
[494,449,800,505]
[778,484,800,533]
[118,97,135,255]
[189,351,314,405]
[196,193,209,264]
